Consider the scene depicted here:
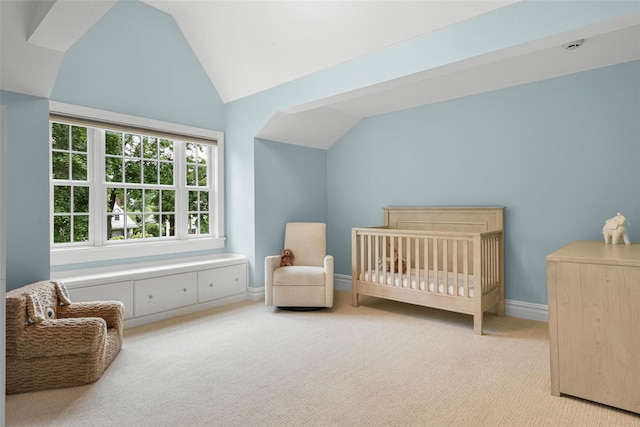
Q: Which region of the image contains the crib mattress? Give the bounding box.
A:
[361,270,474,297]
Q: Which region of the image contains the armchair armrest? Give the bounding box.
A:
[265,255,281,275]
[324,255,334,275]
[265,255,282,306]
[58,301,125,330]
[16,317,106,359]
[324,255,334,308]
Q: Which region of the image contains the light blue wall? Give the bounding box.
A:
[254,139,327,286]
[47,0,225,274]
[225,0,640,289]
[327,61,640,305]
[3,0,638,298]
[0,91,50,290]
[51,0,224,131]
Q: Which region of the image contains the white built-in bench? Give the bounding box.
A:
[51,254,248,328]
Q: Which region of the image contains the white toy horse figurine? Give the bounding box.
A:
[602,213,630,245]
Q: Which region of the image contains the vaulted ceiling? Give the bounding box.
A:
[2,1,639,149]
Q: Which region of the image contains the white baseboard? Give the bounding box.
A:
[335,274,548,322]
[335,274,352,292]
[247,286,265,302]
[504,299,548,322]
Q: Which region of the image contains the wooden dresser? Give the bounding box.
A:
[547,240,640,414]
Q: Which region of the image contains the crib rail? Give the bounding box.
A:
[352,227,503,300]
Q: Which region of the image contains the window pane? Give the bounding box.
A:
[161,190,175,212]
[107,215,123,240]
[52,152,69,180]
[106,188,124,213]
[145,214,160,237]
[129,214,144,239]
[186,143,196,163]
[145,189,159,210]
[161,214,175,237]
[53,216,71,243]
[189,190,198,211]
[188,214,197,234]
[124,134,141,157]
[105,157,123,182]
[143,161,158,185]
[71,126,87,152]
[200,191,209,210]
[143,137,157,159]
[199,214,209,234]
[105,130,123,155]
[74,215,89,242]
[54,186,71,213]
[127,189,142,213]
[74,186,90,213]
[197,165,207,186]
[159,162,173,185]
[186,165,196,186]
[124,159,141,183]
[51,123,69,150]
[159,139,173,161]
[71,153,88,180]
[197,145,208,164]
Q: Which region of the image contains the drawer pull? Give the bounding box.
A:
[209,283,213,287]
[183,288,187,292]
[148,295,153,300]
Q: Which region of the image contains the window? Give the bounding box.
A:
[51,123,90,244]
[49,102,224,266]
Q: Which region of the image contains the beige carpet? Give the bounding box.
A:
[5,290,639,426]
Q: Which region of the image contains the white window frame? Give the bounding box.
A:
[49,101,225,267]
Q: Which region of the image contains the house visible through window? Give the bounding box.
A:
[49,102,224,266]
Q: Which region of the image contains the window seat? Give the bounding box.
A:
[51,253,248,328]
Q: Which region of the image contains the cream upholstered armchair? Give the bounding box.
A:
[5,280,125,394]
[265,222,334,308]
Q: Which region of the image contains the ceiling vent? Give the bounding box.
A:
[562,39,585,50]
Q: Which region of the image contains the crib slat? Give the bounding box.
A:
[424,238,429,293]
[360,234,373,281]
[382,235,386,284]
[389,236,395,284]
[433,239,438,293]
[453,239,459,296]
[397,237,402,287]
[443,239,448,295]
[414,237,420,290]
[463,240,469,298]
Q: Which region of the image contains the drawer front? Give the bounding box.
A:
[134,272,197,317]
[67,281,134,320]
[198,264,247,303]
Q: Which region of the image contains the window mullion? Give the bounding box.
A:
[209,146,217,238]
[92,128,105,247]
[176,141,186,239]
[49,124,55,247]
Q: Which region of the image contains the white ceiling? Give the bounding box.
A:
[140,0,519,103]
[1,1,639,149]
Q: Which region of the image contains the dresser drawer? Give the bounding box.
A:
[67,280,134,320]
[197,264,247,303]
[134,272,197,317]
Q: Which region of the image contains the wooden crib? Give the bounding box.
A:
[352,207,505,335]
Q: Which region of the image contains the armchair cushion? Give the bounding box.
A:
[283,222,326,267]
[273,266,326,286]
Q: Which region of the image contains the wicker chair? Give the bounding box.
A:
[5,280,125,394]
